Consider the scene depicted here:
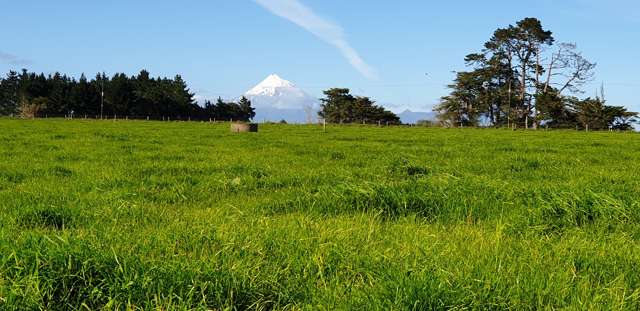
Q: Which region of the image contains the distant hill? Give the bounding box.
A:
[398,110,437,124]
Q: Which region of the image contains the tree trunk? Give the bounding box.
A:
[507,50,513,129]
[544,48,562,94]
[521,62,528,129]
[533,47,541,129]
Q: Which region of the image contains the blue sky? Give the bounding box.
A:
[2,0,639,112]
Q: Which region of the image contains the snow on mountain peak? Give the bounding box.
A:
[246,74,296,96]
[243,74,319,122]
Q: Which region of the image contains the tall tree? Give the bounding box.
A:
[69,74,98,115]
[0,71,20,115]
[318,88,354,123]
[438,18,621,130]
[238,96,256,121]
[435,71,483,128]
[500,18,554,128]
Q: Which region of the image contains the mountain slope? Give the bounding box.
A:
[398,110,437,124]
[244,74,318,123]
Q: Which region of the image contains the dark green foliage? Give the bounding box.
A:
[437,18,636,130]
[571,97,638,130]
[0,69,199,118]
[438,18,554,128]
[0,71,20,115]
[238,96,256,121]
[204,96,256,122]
[536,90,577,128]
[318,88,400,124]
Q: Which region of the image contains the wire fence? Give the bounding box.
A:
[32,114,248,123]
[23,114,406,126]
[3,114,637,132]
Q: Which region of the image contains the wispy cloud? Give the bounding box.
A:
[254,0,378,80]
[0,51,31,66]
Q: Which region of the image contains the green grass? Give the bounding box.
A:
[1,119,639,310]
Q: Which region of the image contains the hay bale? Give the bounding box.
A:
[231,123,258,133]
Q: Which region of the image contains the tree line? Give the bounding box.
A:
[0,69,255,121]
[318,88,400,124]
[436,18,637,130]
[202,97,255,122]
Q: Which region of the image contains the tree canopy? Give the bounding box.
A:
[203,96,256,122]
[0,69,253,121]
[436,17,637,130]
[318,88,400,124]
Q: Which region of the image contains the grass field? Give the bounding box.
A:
[1,119,640,310]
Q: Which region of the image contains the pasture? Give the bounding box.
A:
[1,119,639,309]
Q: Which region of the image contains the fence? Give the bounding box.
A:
[32,114,245,123]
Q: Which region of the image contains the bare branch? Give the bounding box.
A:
[543,43,596,95]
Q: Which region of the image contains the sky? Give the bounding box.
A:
[1,0,639,112]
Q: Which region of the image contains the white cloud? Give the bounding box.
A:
[0,51,31,66]
[254,0,378,80]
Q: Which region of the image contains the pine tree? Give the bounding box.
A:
[238,96,255,121]
[0,71,20,115]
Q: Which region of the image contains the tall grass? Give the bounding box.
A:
[1,119,639,309]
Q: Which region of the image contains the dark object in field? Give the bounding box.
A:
[231,123,258,133]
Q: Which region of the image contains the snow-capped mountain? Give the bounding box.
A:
[244,74,318,123]
[246,74,297,98]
